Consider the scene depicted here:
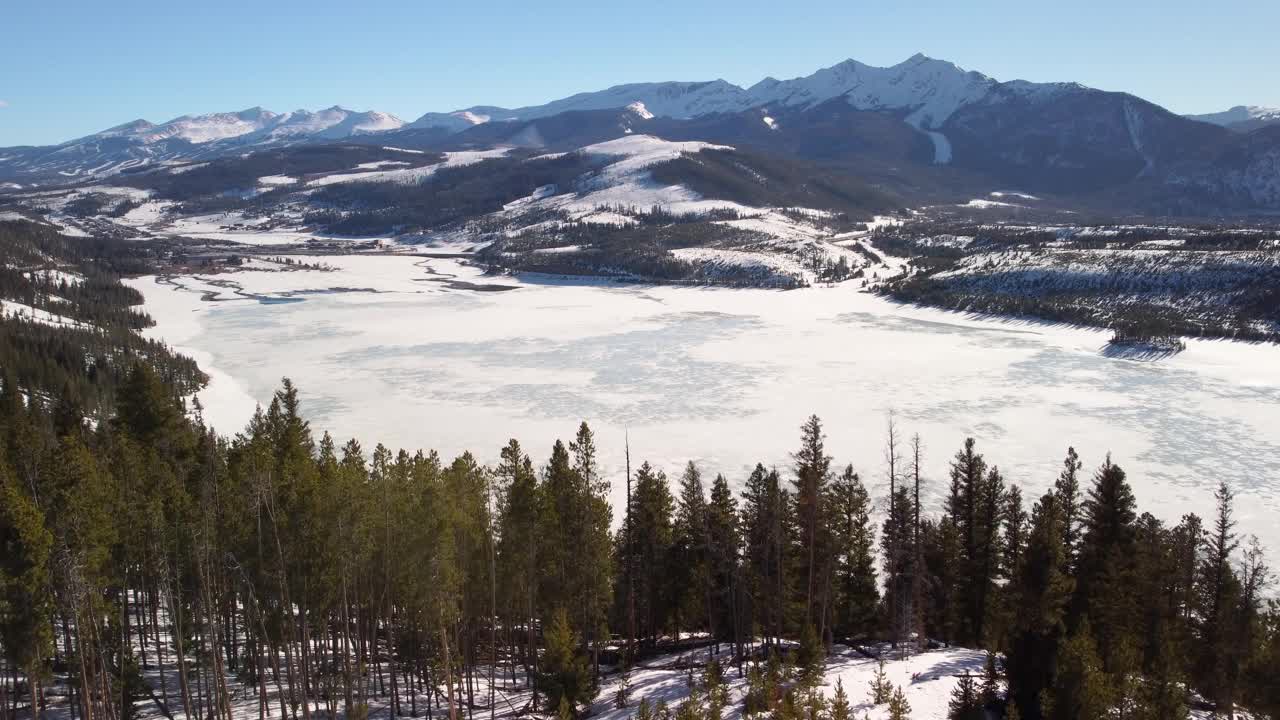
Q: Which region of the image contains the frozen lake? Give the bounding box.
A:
[128,255,1280,553]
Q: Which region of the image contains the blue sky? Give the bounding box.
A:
[3,0,1277,146]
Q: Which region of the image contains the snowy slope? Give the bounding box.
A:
[78,106,404,146]
[747,54,997,129]
[410,81,755,130]
[128,107,281,144]
[412,55,1010,133]
[1186,105,1280,130]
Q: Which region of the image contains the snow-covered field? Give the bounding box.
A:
[127,255,1280,554]
[589,643,989,720]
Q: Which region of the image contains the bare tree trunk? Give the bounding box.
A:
[440,625,457,720]
[169,576,193,720]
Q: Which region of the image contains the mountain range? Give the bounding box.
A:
[3,54,1279,214]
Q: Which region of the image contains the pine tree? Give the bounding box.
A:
[829,679,852,720]
[621,461,674,647]
[883,484,918,650]
[1073,455,1138,670]
[1194,481,1240,711]
[705,659,728,720]
[0,470,55,715]
[636,698,654,720]
[495,439,540,681]
[741,464,790,647]
[792,415,832,630]
[614,667,631,709]
[830,465,878,640]
[656,699,672,720]
[887,686,911,720]
[1045,620,1112,720]
[946,438,994,646]
[673,461,711,638]
[795,622,823,686]
[706,474,741,654]
[947,673,981,720]
[537,608,594,717]
[869,660,892,704]
[1053,447,1083,570]
[980,652,1001,708]
[1006,493,1074,720]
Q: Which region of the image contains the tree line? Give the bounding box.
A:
[2,369,1277,720]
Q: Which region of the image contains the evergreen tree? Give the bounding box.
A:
[706,474,741,654]
[1006,493,1074,720]
[495,439,541,680]
[792,415,833,630]
[945,438,999,646]
[1045,620,1112,720]
[869,660,892,705]
[1053,447,1083,570]
[1194,481,1240,711]
[829,679,852,720]
[672,461,711,637]
[947,673,982,720]
[620,461,674,647]
[1073,456,1138,671]
[829,465,878,640]
[887,686,911,720]
[795,622,822,686]
[741,464,790,647]
[537,608,594,717]
[0,469,55,714]
[882,485,917,649]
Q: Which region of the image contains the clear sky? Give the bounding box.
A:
[3,0,1277,146]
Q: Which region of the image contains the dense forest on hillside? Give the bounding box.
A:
[876,221,1280,343]
[0,221,205,415]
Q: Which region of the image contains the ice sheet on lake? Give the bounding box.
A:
[127,256,1280,555]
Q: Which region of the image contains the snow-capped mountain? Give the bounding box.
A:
[89,107,283,144]
[83,106,405,145]
[1186,105,1280,132]
[410,80,756,131]
[746,53,997,129]
[257,107,405,140]
[0,107,405,181]
[409,55,1020,132]
[4,55,1280,214]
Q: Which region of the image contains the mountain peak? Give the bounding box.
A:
[1185,104,1280,130]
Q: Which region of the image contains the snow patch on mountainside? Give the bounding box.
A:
[577,135,733,183]
[306,148,510,186]
[626,101,655,120]
[0,299,95,330]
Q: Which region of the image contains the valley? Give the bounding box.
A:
[5,32,1280,720]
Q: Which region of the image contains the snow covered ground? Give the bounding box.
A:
[126,255,1280,557]
[0,298,94,329]
[589,643,989,720]
[306,149,510,186]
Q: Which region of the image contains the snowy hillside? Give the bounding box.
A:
[746,54,996,129]
[81,106,405,146]
[410,80,756,130]
[881,220,1280,343]
[1186,105,1280,131]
